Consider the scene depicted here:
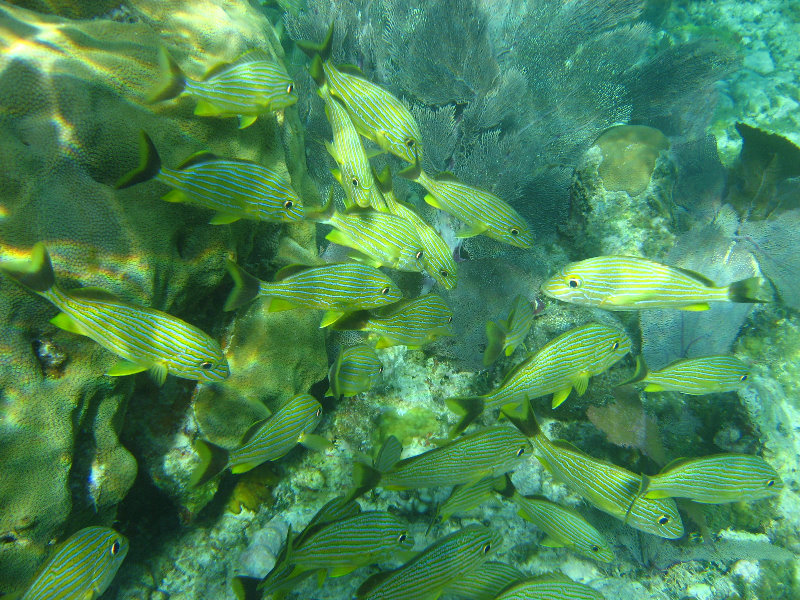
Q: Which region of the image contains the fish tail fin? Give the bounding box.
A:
[727,276,768,303]
[483,320,506,366]
[115,131,162,189]
[231,576,262,600]
[189,439,229,487]
[618,355,649,386]
[147,46,186,103]
[296,21,334,61]
[0,242,56,294]
[224,260,262,312]
[305,186,335,223]
[493,473,516,499]
[346,461,382,501]
[500,401,542,439]
[308,54,326,87]
[445,396,486,436]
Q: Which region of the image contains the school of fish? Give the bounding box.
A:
[0,17,785,600]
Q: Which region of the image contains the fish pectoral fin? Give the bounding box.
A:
[106,359,149,377]
[237,114,258,129]
[148,362,169,386]
[551,386,572,408]
[328,565,358,578]
[209,212,241,225]
[423,193,444,210]
[644,383,665,392]
[325,140,341,163]
[299,433,333,452]
[455,222,489,239]
[162,189,189,203]
[319,311,344,328]
[374,336,394,349]
[678,303,710,311]
[50,312,88,336]
[540,535,566,548]
[325,228,356,248]
[374,129,392,152]
[266,297,297,312]
[193,99,222,116]
[230,461,262,474]
[572,372,590,396]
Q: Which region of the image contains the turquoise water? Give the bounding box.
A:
[0,1,798,598]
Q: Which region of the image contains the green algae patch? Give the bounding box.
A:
[595,125,670,195]
[374,406,440,450]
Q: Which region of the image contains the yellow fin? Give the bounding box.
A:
[267,297,297,312]
[149,362,169,386]
[644,383,665,392]
[374,129,392,152]
[194,99,221,116]
[230,461,261,474]
[678,303,710,311]
[320,311,344,328]
[162,189,188,203]
[299,433,333,452]
[572,371,590,396]
[106,359,149,377]
[50,312,87,335]
[325,228,356,248]
[540,535,566,548]
[424,193,444,210]
[238,114,258,129]
[374,336,394,349]
[325,140,341,163]
[209,212,241,225]
[328,565,358,578]
[551,386,572,408]
[456,222,489,239]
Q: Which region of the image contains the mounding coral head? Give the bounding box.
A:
[595,124,670,195]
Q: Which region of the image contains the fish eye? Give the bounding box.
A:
[379,366,384,373]
[481,543,491,554]
[657,515,670,526]
[200,361,213,370]
[516,446,525,457]
[352,177,359,187]
[568,278,580,288]
[380,286,390,295]
[447,316,453,324]
[612,341,620,350]
[510,228,520,236]
[397,532,407,543]
[110,540,121,556]
[284,199,294,209]
[415,250,423,260]
[740,374,748,382]
[766,479,775,487]
[287,83,294,94]
[406,138,415,148]
[439,269,449,277]
[591,544,600,552]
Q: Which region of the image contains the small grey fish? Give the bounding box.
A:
[22,527,128,600]
[190,393,328,486]
[356,525,500,600]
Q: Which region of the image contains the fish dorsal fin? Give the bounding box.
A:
[433,171,460,182]
[550,438,583,453]
[672,265,717,287]
[274,264,313,281]
[177,151,220,170]
[374,435,403,472]
[202,49,274,80]
[335,63,366,78]
[67,287,122,302]
[658,456,691,473]
[356,568,398,599]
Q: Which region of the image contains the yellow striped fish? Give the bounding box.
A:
[434,476,503,524]
[484,294,537,366]
[223,261,402,326]
[287,511,413,580]
[399,160,533,248]
[351,425,531,498]
[493,573,606,600]
[326,344,383,399]
[375,166,458,290]
[308,191,425,272]
[510,491,614,562]
[622,355,749,394]
[115,132,303,225]
[448,323,631,433]
[148,47,297,129]
[443,561,524,600]
[542,255,765,311]
[504,406,683,539]
[22,526,128,600]
[356,525,500,600]
[638,453,783,504]
[0,243,229,386]
[328,294,454,348]
[190,393,327,486]
[300,24,423,164]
